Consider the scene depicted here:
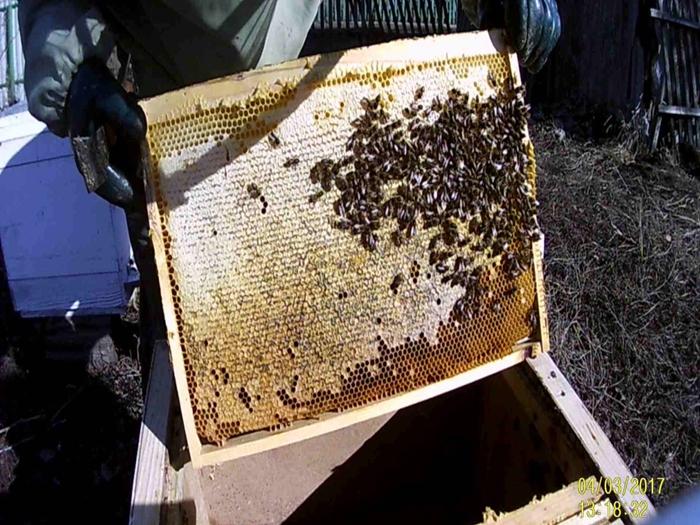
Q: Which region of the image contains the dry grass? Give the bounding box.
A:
[533,122,699,505]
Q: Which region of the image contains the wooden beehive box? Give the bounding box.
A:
[130,345,654,525]
[141,30,549,467]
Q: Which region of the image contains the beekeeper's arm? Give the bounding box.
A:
[462,0,561,73]
[19,0,144,208]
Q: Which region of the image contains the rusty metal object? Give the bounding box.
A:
[71,126,109,193]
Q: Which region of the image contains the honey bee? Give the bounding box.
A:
[308,190,324,204]
[362,231,378,252]
[527,307,539,331]
[414,85,425,100]
[246,183,261,199]
[390,273,404,291]
[268,131,281,148]
[487,72,498,89]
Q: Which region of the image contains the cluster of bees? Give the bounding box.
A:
[246,182,269,214]
[308,82,539,322]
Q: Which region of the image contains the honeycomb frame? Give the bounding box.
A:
[141,30,550,467]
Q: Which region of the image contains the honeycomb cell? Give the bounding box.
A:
[144,49,540,447]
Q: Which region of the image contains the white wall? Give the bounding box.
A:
[0,111,136,317]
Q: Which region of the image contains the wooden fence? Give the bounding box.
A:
[0,1,22,110]
[303,0,465,55]
[527,0,648,130]
[313,0,460,34]
[650,0,700,148]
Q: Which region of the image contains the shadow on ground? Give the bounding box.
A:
[0,315,142,525]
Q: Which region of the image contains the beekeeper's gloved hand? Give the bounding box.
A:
[67,58,146,209]
[476,0,561,73]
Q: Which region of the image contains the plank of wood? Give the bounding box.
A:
[651,84,666,151]
[129,341,175,525]
[533,238,550,354]
[669,1,687,142]
[671,0,693,141]
[526,353,656,524]
[657,2,676,143]
[180,463,211,525]
[196,346,533,467]
[651,7,700,31]
[685,0,700,142]
[658,104,700,117]
[662,1,684,143]
[479,477,602,525]
[161,464,184,525]
[557,499,611,525]
[677,1,697,140]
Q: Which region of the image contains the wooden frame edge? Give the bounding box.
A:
[478,477,603,525]
[511,55,549,357]
[507,49,522,88]
[533,238,550,354]
[140,29,510,122]
[144,160,204,462]
[129,341,174,525]
[526,353,656,523]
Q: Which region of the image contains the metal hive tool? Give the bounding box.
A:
[141,31,549,467]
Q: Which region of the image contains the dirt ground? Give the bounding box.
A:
[0,123,697,522]
[0,315,143,524]
[534,122,699,505]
